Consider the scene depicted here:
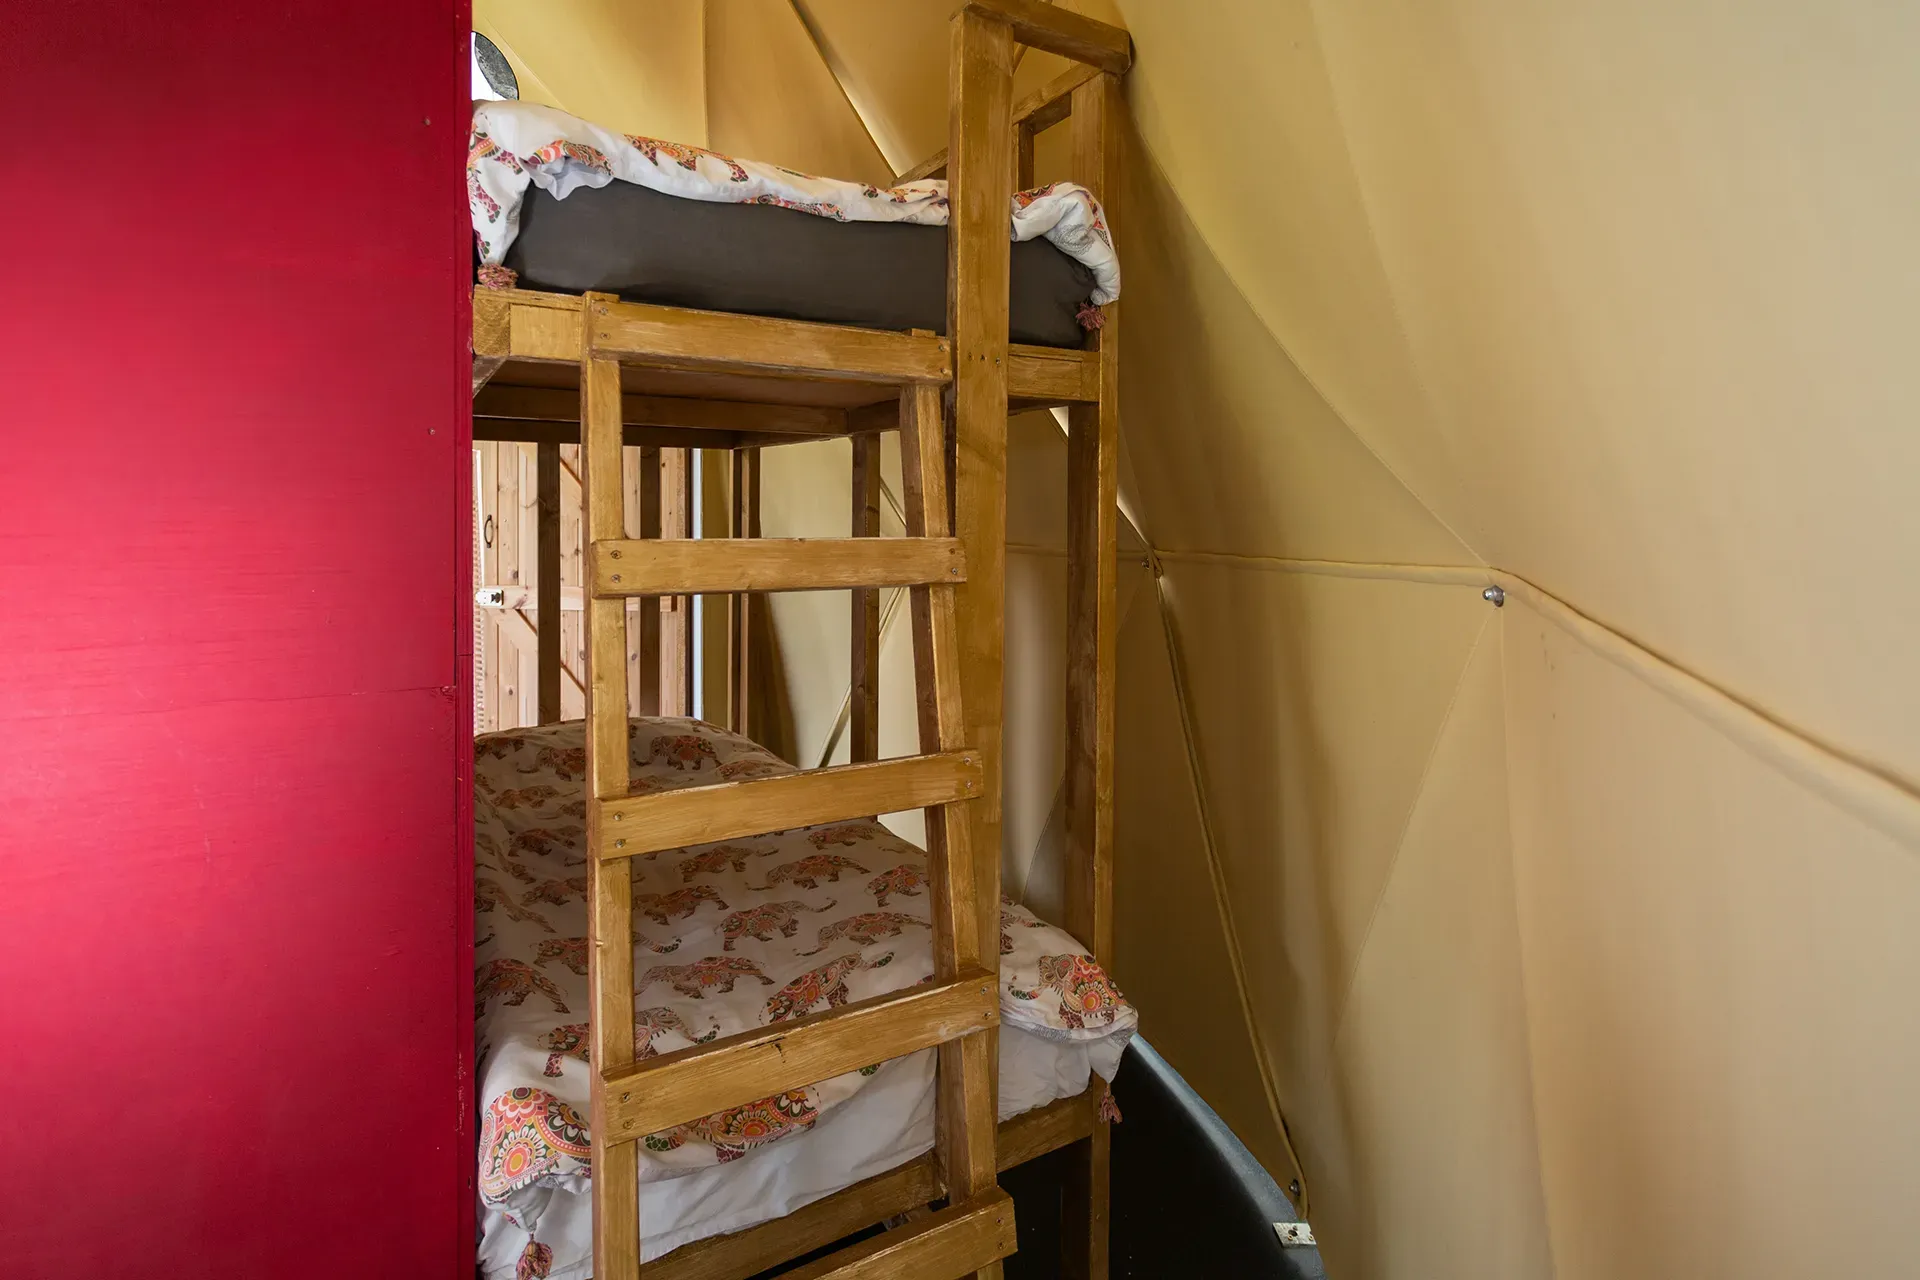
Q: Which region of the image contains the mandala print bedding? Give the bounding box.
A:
[474,718,1136,1272]
[469,100,1121,306]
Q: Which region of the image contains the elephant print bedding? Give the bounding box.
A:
[473,718,1136,1272]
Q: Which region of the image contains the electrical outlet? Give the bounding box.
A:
[1274,1222,1317,1248]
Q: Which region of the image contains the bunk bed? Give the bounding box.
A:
[469,6,1131,1278]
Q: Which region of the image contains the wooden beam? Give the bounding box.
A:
[949,2,1015,1023]
[475,383,848,435]
[592,752,983,860]
[602,971,997,1142]
[659,448,693,718]
[1062,71,1122,1280]
[580,304,641,1280]
[728,449,760,739]
[895,61,1100,184]
[588,537,964,597]
[997,1083,1099,1171]
[779,1190,1017,1280]
[963,0,1132,74]
[475,416,747,452]
[850,436,882,764]
[1009,344,1099,404]
[645,1157,941,1280]
[536,442,563,724]
[589,298,950,384]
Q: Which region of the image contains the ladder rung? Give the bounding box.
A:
[589,298,951,384]
[593,753,982,860]
[601,970,998,1143]
[778,1189,1016,1280]
[589,537,964,597]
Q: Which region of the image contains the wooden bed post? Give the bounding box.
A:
[659,447,693,717]
[636,445,663,715]
[950,0,1015,1027]
[850,435,882,763]
[1062,69,1122,1280]
[580,296,642,1280]
[728,448,760,738]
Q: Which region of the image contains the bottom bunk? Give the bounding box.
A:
[474,719,1136,1279]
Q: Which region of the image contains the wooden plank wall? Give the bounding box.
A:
[475,441,652,732]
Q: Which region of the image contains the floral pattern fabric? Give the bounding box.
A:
[469,101,1121,306]
[474,716,1135,1236]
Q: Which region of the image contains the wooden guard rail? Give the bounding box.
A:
[587,537,964,596]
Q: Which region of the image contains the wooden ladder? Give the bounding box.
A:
[578,321,1013,1277]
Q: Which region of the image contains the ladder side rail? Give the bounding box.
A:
[581,296,644,1280]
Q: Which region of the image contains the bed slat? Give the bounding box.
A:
[590,299,950,385]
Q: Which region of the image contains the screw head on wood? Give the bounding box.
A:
[612,574,621,582]
[611,549,622,559]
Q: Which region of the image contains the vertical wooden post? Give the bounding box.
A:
[948,0,1015,1003]
[635,445,663,716]
[479,442,500,733]
[536,441,563,724]
[580,298,640,1280]
[902,382,1003,1263]
[728,448,760,738]
[1015,121,1036,192]
[1061,70,1121,1280]
[850,434,882,763]
[659,447,693,717]
[948,15,1014,1279]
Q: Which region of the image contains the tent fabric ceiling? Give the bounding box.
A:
[472,3,1920,1274]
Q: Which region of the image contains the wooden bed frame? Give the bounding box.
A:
[471,5,1128,1277]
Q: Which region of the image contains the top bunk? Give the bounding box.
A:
[470,0,1130,437]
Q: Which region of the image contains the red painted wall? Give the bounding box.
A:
[0,3,473,1275]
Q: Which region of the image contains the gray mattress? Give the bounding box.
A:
[498,181,1097,349]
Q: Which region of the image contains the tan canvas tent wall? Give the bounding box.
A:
[474,2,1920,1274]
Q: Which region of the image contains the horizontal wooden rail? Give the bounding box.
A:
[590,299,950,384]
[997,1082,1100,1171]
[603,971,998,1143]
[782,1190,1016,1280]
[475,383,849,435]
[589,538,964,597]
[896,62,1101,184]
[474,417,743,452]
[593,752,983,859]
[647,1157,942,1280]
[964,0,1131,73]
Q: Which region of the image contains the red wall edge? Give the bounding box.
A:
[0,2,474,1274]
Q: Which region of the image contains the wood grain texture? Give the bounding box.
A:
[645,1157,941,1280]
[537,442,562,724]
[1061,74,1121,1280]
[902,383,1003,1236]
[949,2,1014,1002]
[728,449,761,738]
[779,1190,1018,1280]
[581,314,641,1280]
[591,298,950,384]
[589,538,965,597]
[475,417,747,453]
[635,446,663,717]
[602,972,998,1143]
[962,0,1132,74]
[996,1084,1100,1172]
[1063,72,1120,970]
[895,62,1100,184]
[659,448,693,718]
[851,436,883,764]
[593,752,983,860]
[475,383,848,435]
